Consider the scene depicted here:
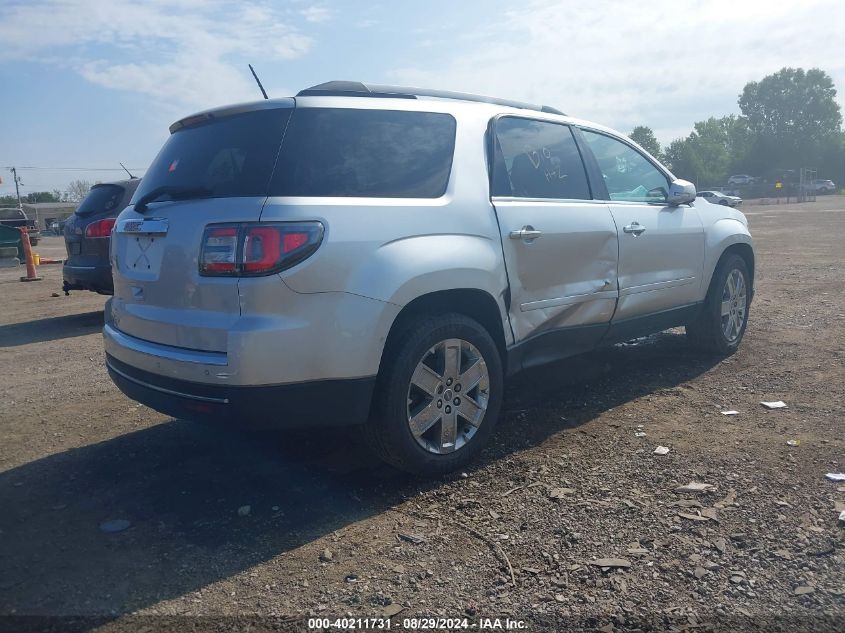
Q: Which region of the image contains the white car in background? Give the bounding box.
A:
[727,174,754,185]
[698,190,743,207]
[812,179,836,194]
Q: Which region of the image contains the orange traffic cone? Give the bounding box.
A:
[19,227,42,282]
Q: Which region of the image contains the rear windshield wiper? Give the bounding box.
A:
[134,185,211,212]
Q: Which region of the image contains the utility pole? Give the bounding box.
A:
[10,167,23,209]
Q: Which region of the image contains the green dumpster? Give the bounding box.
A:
[0,224,24,261]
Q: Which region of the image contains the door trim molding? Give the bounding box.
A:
[520,289,618,312]
[619,276,696,296]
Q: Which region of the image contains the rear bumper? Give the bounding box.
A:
[63,262,113,294]
[106,353,375,428]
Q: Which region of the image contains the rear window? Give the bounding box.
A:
[270,108,456,198]
[76,184,125,216]
[0,208,25,220]
[132,108,292,204]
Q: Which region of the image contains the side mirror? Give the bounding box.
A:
[668,179,696,205]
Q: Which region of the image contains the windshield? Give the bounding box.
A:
[131,107,292,205]
[76,184,125,216]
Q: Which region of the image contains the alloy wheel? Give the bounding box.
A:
[406,338,490,454]
[721,268,747,342]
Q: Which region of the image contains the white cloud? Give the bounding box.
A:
[0,0,312,109]
[390,0,845,144]
[299,6,334,23]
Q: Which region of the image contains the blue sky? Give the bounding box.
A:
[2,0,844,197]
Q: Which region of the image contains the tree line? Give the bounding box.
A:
[629,67,844,188]
[0,179,92,206]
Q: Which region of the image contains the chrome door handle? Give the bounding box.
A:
[623,222,646,236]
[509,225,542,241]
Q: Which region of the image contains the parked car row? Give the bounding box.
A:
[96,80,756,475]
[726,174,837,194]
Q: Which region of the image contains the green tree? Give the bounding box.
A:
[663,137,694,181]
[663,117,749,186]
[628,125,662,159]
[739,67,842,170]
[23,191,60,203]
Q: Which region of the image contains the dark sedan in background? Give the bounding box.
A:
[63,178,140,295]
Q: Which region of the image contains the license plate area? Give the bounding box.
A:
[123,234,165,277]
[117,218,169,279]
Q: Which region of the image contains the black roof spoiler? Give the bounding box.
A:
[296,81,566,116]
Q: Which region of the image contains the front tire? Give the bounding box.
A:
[365,313,503,476]
[686,253,751,355]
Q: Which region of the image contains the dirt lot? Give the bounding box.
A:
[1,199,844,632]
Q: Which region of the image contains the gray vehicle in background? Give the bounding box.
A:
[63,178,141,294]
[104,81,754,475]
[727,174,754,185]
[812,179,836,194]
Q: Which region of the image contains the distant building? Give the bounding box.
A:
[22,202,77,231]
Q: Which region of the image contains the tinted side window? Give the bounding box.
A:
[271,109,456,198]
[581,130,669,203]
[492,117,590,200]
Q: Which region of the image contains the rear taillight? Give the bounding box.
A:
[85,218,116,238]
[199,222,323,277]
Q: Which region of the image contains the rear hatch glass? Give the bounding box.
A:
[131,108,292,206]
[75,184,125,216]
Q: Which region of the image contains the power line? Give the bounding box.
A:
[5,166,147,171]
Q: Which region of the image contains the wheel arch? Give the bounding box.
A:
[705,239,755,300]
[377,288,510,378]
[702,220,754,299]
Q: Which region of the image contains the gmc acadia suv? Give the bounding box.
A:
[104,81,754,475]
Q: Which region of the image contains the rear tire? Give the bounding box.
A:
[686,253,750,355]
[365,313,503,476]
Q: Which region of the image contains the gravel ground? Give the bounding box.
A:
[0,199,843,633]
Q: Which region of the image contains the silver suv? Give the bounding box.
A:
[104,81,754,475]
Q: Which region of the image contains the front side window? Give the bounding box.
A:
[581,130,670,203]
[492,117,590,200]
[271,108,456,198]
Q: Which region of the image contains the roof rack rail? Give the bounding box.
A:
[296,81,565,116]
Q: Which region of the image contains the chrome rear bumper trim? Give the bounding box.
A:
[104,323,228,366]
